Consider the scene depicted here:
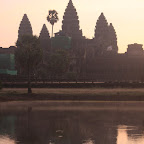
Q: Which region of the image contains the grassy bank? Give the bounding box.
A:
[1,88,144,102]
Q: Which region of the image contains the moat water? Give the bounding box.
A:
[0,101,144,144]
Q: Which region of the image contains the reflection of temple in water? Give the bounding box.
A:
[1,108,144,144]
[0,110,118,144]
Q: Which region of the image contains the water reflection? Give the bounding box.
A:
[0,103,144,144]
[82,139,95,144]
[117,125,144,144]
[0,135,16,144]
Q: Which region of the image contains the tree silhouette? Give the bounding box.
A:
[47,10,59,37]
[15,35,42,93]
[48,50,69,77]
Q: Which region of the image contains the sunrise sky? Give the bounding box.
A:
[1,0,144,53]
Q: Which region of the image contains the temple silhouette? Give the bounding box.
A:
[1,0,144,81]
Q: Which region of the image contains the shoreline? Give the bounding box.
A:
[1,88,144,102]
[1,101,144,112]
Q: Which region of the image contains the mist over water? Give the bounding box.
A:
[0,102,144,144]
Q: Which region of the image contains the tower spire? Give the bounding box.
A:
[39,24,51,55]
[62,0,82,39]
[69,0,72,4]
[108,23,118,53]
[39,24,50,39]
[18,14,33,40]
[94,13,109,55]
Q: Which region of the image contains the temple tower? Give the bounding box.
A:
[39,24,50,39]
[61,0,85,74]
[39,24,51,58]
[18,14,33,40]
[94,13,109,55]
[62,0,83,39]
[108,23,118,53]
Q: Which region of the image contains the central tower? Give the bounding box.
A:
[62,0,83,39]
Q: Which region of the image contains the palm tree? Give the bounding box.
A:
[47,10,59,37]
[15,35,42,93]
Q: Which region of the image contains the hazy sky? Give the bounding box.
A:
[1,0,144,53]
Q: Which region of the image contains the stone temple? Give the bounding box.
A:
[1,0,144,81]
[18,14,33,40]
